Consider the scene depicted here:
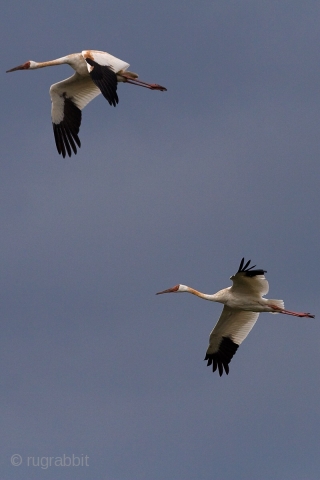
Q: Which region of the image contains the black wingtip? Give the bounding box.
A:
[238,257,245,271]
[86,58,118,107]
[52,97,82,158]
[204,337,239,376]
[237,258,266,277]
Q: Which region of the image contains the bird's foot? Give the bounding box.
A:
[148,83,167,91]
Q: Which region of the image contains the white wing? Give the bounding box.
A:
[230,271,269,297]
[50,73,102,158]
[81,51,124,108]
[205,306,259,376]
[50,73,101,120]
[82,50,130,73]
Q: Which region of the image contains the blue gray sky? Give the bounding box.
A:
[1,1,320,479]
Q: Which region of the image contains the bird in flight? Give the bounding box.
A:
[156,258,315,376]
[6,50,167,158]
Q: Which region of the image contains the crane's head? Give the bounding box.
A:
[6,61,37,73]
[156,284,188,294]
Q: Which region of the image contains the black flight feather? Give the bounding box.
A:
[85,58,119,107]
[237,257,266,277]
[52,97,81,158]
[204,337,239,376]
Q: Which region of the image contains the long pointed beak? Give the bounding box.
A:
[156,285,179,295]
[6,62,30,73]
[6,65,23,73]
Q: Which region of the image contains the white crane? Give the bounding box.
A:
[156,258,315,376]
[6,50,167,158]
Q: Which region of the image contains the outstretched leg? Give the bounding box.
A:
[270,304,314,318]
[121,74,167,91]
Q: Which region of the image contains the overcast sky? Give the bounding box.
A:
[1,1,320,479]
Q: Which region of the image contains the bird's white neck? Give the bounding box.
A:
[178,284,226,303]
[29,55,76,69]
